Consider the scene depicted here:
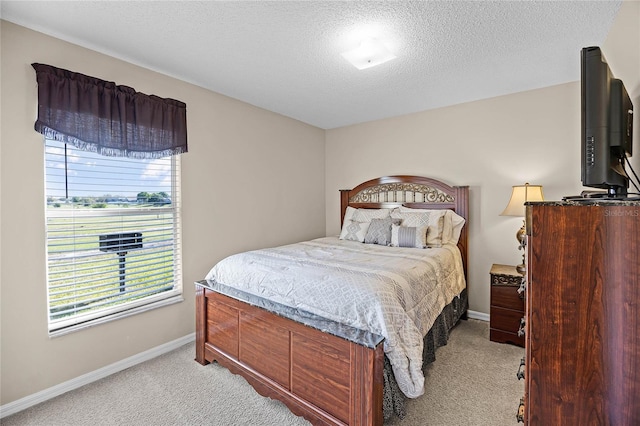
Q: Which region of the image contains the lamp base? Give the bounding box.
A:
[515,220,526,275]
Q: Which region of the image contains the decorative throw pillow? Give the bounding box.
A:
[339,219,371,242]
[391,209,446,247]
[364,217,401,245]
[341,208,391,242]
[399,207,465,245]
[391,224,427,248]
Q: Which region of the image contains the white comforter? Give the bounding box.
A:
[205,236,466,398]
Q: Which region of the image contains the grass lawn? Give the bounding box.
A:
[46,204,177,321]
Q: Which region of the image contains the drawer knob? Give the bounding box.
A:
[516,397,525,423]
[517,317,526,337]
[516,357,525,380]
[517,277,526,299]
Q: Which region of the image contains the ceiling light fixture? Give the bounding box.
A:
[341,37,396,70]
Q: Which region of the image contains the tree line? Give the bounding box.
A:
[48,192,171,208]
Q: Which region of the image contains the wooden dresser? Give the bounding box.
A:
[522,201,639,425]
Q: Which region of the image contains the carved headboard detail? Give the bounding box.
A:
[347,183,455,204]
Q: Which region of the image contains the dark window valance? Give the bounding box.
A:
[32,63,187,159]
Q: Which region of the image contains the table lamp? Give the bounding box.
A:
[501,183,544,274]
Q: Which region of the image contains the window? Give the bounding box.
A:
[32,63,187,335]
[44,140,182,335]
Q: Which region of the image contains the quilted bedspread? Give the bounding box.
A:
[205,236,466,398]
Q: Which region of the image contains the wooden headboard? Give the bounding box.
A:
[340,175,469,279]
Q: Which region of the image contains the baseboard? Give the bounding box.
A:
[467,309,490,322]
[0,333,195,419]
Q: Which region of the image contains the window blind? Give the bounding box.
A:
[45,139,182,334]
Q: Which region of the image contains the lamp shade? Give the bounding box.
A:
[501,183,544,217]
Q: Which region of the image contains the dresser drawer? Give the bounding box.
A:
[489,328,525,347]
[491,285,524,311]
[490,305,524,332]
[490,305,525,346]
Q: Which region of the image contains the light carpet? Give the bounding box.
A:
[1,319,524,426]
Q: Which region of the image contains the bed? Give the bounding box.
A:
[195,175,469,425]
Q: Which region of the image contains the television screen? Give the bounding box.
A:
[581,46,634,197]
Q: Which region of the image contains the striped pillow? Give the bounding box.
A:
[391,224,427,248]
[391,209,445,247]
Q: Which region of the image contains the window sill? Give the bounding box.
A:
[49,295,184,338]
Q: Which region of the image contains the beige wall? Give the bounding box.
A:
[0,21,325,405]
[325,0,639,315]
[603,0,640,175]
[325,83,581,314]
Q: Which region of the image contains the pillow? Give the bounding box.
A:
[398,206,466,245]
[445,210,466,245]
[343,206,358,223]
[352,208,391,222]
[364,217,401,245]
[341,207,392,241]
[339,219,371,242]
[391,224,427,248]
[391,208,446,247]
[343,206,391,223]
[396,207,466,246]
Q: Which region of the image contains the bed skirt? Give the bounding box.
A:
[382,289,468,421]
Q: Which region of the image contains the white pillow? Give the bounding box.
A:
[341,207,391,240]
[445,210,466,245]
[343,206,358,223]
[397,207,465,245]
[339,219,371,242]
[392,208,446,247]
[343,207,391,223]
[353,208,391,222]
[391,224,427,248]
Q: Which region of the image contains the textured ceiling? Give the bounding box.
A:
[0,1,622,129]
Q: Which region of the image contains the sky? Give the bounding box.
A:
[45,140,173,200]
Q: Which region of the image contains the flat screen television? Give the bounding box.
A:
[581,46,634,198]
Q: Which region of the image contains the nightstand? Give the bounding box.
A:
[489,264,525,347]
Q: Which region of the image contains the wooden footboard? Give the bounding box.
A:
[195,284,385,426]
